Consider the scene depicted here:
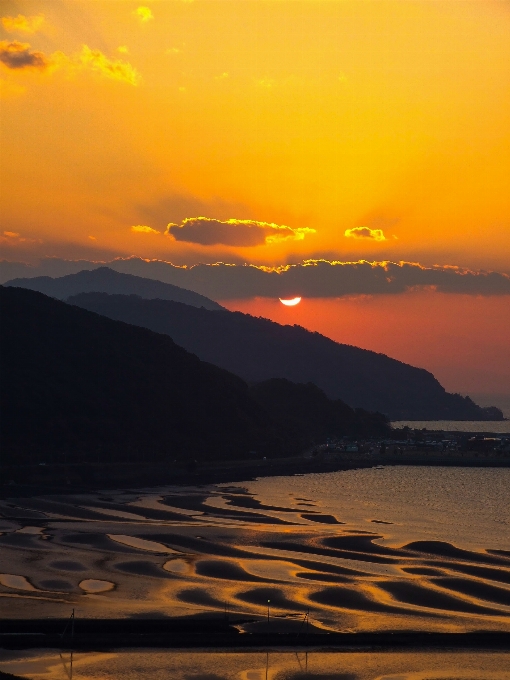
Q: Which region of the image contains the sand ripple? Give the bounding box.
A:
[0,470,509,633]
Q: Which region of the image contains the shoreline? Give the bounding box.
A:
[1,453,509,500]
[1,621,510,651]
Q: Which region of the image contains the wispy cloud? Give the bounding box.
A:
[134,6,154,23]
[256,78,275,88]
[1,230,40,245]
[0,40,49,70]
[74,46,141,85]
[166,217,315,247]
[131,225,160,234]
[345,226,386,241]
[0,41,141,86]
[1,14,45,34]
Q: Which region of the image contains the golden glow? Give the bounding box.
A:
[279,297,302,307]
[131,225,160,234]
[134,7,153,24]
[345,227,386,242]
[222,293,510,395]
[0,0,508,270]
[1,14,45,34]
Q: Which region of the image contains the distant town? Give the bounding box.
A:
[314,427,510,460]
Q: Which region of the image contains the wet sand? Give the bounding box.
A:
[0,468,509,635]
[1,650,510,680]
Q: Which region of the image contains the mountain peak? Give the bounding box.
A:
[5,267,224,311]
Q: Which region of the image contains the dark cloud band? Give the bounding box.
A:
[107,259,510,299]
[2,258,509,298]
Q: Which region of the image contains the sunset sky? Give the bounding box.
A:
[1,1,509,400]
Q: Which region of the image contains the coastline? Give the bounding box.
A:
[2,619,510,651]
[1,449,509,500]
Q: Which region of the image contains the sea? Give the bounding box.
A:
[1,466,509,679]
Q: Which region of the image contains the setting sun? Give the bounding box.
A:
[279,297,302,307]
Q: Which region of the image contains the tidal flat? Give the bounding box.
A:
[0,466,509,635]
[1,650,510,680]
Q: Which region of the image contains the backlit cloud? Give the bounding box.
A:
[1,230,39,245]
[0,41,140,86]
[75,46,141,85]
[1,14,45,34]
[134,7,154,23]
[0,40,49,70]
[2,258,509,299]
[345,226,386,241]
[105,259,510,299]
[131,225,160,234]
[166,217,315,247]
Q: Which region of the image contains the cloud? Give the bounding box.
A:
[345,226,386,241]
[131,225,160,234]
[117,46,129,54]
[1,14,45,34]
[0,42,140,85]
[4,256,509,299]
[74,46,141,85]
[1,230,40,245]
[134,6,154,23]
[105,258,510,299]
[256,78,275,88]
[0,40,49,70]
[166,217,315,247]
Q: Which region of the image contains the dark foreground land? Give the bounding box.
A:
[1,618,509,651]
[1,447,509,499]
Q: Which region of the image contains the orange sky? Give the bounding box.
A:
[221,292,510,397]
[1,1,509,398]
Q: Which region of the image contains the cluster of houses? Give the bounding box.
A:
[313,428,510,458]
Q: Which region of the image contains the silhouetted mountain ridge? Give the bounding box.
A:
[0,287,389,466]
[68,292,502,421]
[5,267,223,311]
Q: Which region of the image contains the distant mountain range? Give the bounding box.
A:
[67,291,503,421]
[4,267,223,311]
[0,287,389,466]
[3,266,502,421]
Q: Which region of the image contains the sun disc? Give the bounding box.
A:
[279,297,302,306]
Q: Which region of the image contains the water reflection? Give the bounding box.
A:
[1,651,509,680]
[59,651,73,680]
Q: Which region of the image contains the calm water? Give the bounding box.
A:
[241,466,510,551]
[1,650,509,680]
[391,420,510,433]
